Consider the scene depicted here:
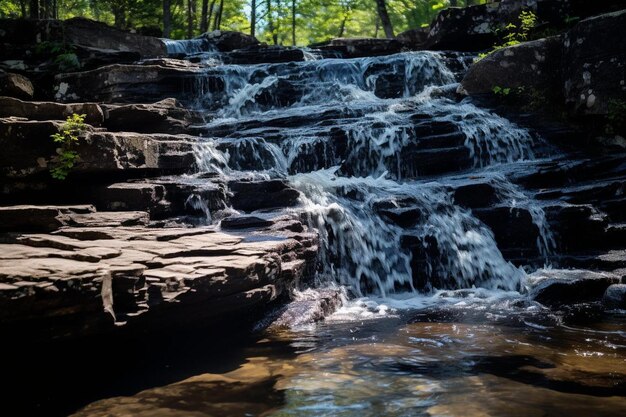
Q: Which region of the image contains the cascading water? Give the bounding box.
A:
[188,49,552,303]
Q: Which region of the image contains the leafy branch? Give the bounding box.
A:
[50,113,87,180]
[477,10,537,60]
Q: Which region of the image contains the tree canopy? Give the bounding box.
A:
[0,0,488,45]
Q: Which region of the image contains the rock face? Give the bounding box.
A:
[316,38,402,58]
[0,211,318,341]
[102,98,196,134]
[54,60,203,103]
[199,30,260,52]
[0,96,104,125]
[424,0,617,52]
[0,17,166,59]
[562,10,626,116]
[0,70,34,99]
[460,36,562,95]
[528,269,621,307]
[0,118,198,178]
[461,9,626,130]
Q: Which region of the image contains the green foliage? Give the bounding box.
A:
[476,10,536,61]
[492,85,511,96]
[50,114,87,180]
[35,41,81,71]
[0,0,490,45]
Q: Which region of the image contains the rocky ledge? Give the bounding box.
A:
[0,204,318,342]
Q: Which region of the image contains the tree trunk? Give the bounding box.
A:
[200,0,209,32]
[213,0,223,30]
[375,0,394,38]
[207,0,216,31]
[19,0,27,18]
[187,0,194,39]
[113,4,126,29]
[250,0,256,38]
[266,0,274,44]
[374,15,379,38]
[291,0,295,45]
[337,15,347,38]
[163,0,172,37]
[273,0,280,45]
[29,0,39,19]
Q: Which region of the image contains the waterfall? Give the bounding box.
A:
[190,50,551,298]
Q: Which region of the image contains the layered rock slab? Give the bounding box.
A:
[0,213,318,341]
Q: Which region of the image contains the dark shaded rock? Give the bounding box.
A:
[0,71,34,99]
[0,18,165,59]
[72,45,141,71]
[269,288,343,328]
[199,30,260,52]
[316,38,402,58]
[473,206,540,258]
[0,205,95,232]
[0,118,197,178]
[602,284,626,309]
[453,181,499,208]
[373,198,424,228]
[0,96,104,125]
[569,0,626,19]
[54,61,202,103]
[460,36,563,96]
[221,216,274,230]
[426,0,570,52]
[228,179,300,212]
[61,17,165,58]
[528,269,621,307]
[544,203,607,253]
[425,2,504,51]
[563,10,626,116]
[396,28,429,49]
[102,98,193,133]
[223,46,306,64]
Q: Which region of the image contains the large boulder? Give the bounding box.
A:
[460,36,563,96]
[426,2,503,51]
[0,18,166,59]
[602,284,626,309]
[198,30,260,52]
[425,0,570,51]
[563,10,626,116]
[528,268,621,307]
[102,98,193,134]
[0,96,104,125]
[0,71,34,99]
[63,18,166,57]
[396,28,429,49]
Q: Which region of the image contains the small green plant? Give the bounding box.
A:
[476,10,537,61]
[34,41,80,71]
[50,113,87,180]
[492,85,511,96]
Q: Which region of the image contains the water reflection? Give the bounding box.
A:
[74,310,626,417]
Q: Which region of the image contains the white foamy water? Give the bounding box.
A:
[188,50,553,309]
